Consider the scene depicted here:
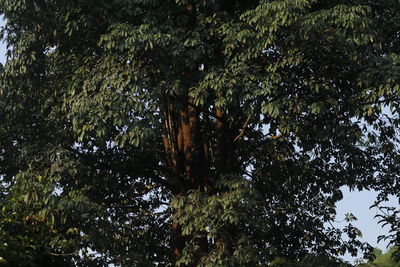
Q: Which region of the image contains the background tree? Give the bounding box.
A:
[357,247,400,267]
[268,254,353,267]
[1,0,400,266]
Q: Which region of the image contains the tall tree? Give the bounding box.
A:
[1,0,400,266]
[357,247,400,267]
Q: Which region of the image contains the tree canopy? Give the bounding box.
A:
[357,247,400,267]
[0,0,399,266]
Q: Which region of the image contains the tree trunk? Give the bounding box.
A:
[163,96,211,265]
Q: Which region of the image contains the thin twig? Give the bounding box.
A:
[234,115,252,142]
[48,252,75,257]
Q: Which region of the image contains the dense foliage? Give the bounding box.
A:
[0,0,399,266]
[357,247,400,267]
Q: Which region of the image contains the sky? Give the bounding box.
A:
[0,17,398,264]
[335,188,397,262]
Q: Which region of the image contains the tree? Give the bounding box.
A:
[1,0,400,266]
[269,254,353,267]
[357,247,400,267]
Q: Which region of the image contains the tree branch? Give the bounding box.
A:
[234,115,252,142]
